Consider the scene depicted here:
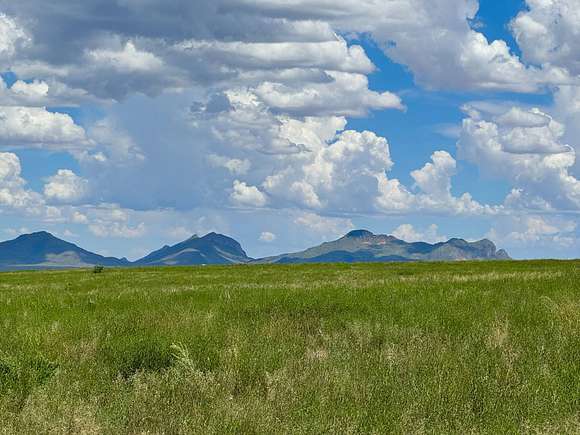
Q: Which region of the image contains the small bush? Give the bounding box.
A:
[93,266,104,274]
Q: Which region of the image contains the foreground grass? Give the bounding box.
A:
[0,261,579,434]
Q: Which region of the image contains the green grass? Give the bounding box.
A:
[0,261,579,434]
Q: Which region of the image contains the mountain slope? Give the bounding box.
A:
[0,232,130,271]
[0,229,510,271]
[257,230,510,264]
[135,232,251,266]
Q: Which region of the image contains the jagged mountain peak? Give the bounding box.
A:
[135,231,250,266]
[258,231,510,264]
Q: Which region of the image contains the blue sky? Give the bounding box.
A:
[0,0,578,260]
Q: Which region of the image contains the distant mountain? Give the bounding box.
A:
[0,231,130,271]
[0,229,510,272]
[135,232,251,266]
[257,229,510,264]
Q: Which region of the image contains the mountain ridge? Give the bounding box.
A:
[0,229,510,271]
[256,229,510,264]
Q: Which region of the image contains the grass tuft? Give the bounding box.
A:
[99,335,173,379]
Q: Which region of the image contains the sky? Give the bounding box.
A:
[0,0,579,260]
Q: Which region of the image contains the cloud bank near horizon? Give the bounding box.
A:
[0,0,578,259]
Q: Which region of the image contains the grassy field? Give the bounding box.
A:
[0,261,579,434]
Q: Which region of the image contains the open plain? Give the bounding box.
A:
[1,261,579,434]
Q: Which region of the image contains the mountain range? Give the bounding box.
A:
[0,229,510,271]
[257,230,510,264]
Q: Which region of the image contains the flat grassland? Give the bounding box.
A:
[0,261,579,434]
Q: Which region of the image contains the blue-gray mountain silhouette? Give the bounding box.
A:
[135,232,251,266]
[257,230,510,264]
[0,229,509,271]
[0,231,130,271]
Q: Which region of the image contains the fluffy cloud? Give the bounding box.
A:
[553,85,580,174]
[381,26,549,93]
[190,89,491,216]
[0,78,47,106]
[87,41,164,73]
[293,211,354,238]
[253,71,404,117]
[262,0,566,92]
[1,0,552,220]
[0,5,383,101]
[488,215,578,250]
[3,0,559,103]
[391,223,447,243]
[411,151,456,199]
[0,13,29,66]
[1,0,578,261]
[43,170,89,204]
[0,152,45,212]
[175,36,374,75]
[192,89,340,156]
[376,151,490,215]
[512,0,580,76]
[84,119,145,165]
[495,108,570,154]
[76,40,188,99]
[263,129,393,211]
[230,180,268,207]
[71,211,89,224]
[0,76,92,107]
[458,104,580,210]
[0,106,88,151]
[84,204,147,238]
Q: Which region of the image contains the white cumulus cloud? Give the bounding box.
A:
[458,104,580,211]
[0,106,88,151]
[392,223,447,244]
[44,170,89,204]
[512,0,580,76]
[231,180,268,207]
